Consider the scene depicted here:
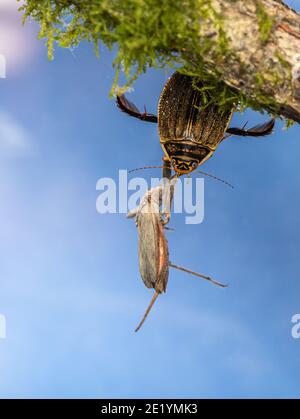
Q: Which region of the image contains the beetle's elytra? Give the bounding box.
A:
[117,71,275,175]
[158,72,233,173]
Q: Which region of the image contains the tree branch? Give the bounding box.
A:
[200,0,300,122]
[21,0,300,122]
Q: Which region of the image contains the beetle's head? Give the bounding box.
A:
[171,157,199,174]
[163,142,212,175]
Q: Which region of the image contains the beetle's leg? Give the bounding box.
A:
[161,212,171,225]
[222,122,247,141]
[162,156,172,180]
[116,94,158,123]
[226,118,275,137]
[160,157,177,225]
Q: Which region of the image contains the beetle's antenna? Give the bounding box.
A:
[135,291,160,332]
[129,166,233,188]
[128,166,164,174]
[169,262,228,288]
[196,170,234,189]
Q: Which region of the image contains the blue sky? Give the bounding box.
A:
[0,0,300,399]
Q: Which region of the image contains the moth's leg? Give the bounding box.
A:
[226,118,275,137]
[169,262,228,288]
[135,291,160,332]
[116,95,158,123]
[127,206,140,221]
[164,226,175,231]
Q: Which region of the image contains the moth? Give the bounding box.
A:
[128,181,226,332]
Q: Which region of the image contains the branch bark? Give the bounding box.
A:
[196,0,300,122]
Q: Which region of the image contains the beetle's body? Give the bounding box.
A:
[158,72,233,173]
[117,71,275,175]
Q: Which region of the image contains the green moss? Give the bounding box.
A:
[275,51,290,70]
[285,119,295,129]
[20,0,293,124]
[255,0,275,43]
[21,0,224,91]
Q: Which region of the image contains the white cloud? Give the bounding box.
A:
[0,1,38,73]
[0,112,31,155]
[0,0,21,11]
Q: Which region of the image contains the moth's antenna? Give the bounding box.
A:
[128,166,164,174]
[169,262,228,288]
[135,291,160,332]
[196,170,234,189]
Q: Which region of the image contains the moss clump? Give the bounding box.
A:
[21,0,225,90]
[255,0,275,43]
[20,0,291,123]
[189,70,280,118]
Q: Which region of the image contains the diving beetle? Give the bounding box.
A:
[117,71,275,175]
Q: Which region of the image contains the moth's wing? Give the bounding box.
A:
[137,213,160,289]
[156,221,169,293]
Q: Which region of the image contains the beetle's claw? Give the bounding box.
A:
[161,212,171,225]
